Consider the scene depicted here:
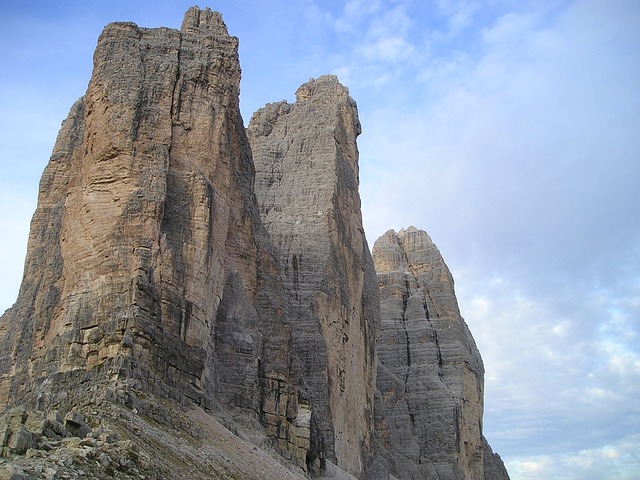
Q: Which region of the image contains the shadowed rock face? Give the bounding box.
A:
[0,7,509,480]
[371,227,497,480]
[249,75,379,477]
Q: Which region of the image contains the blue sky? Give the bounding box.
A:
[1,1,639,479]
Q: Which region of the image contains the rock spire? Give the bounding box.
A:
[0,7,509,480]
[249,75,379,477]
[0,3,299,448]
[370,227,507,479]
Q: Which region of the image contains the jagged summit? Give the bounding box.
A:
[181,6,229,34]
[295,74,352,100]
[372,227,484,478]
[0,7,509,480]
[249,73,376,476]
[0,3,253,408]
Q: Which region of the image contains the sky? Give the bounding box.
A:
[1,1,639,479]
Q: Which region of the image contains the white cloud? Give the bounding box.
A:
[435,0,482,38]
[507,434,640,480]
[316,0,420,87]
[335,0,385,33]
[582,386,620,402]
[601,341,640,377]
[550,320,570,337]
[358,36,415,62]
[450,251,640,469]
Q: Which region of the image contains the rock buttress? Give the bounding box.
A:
[248,75,380,477]
[0,8,301,459]
[370,227,509,479]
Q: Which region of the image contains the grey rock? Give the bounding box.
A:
[483,436,511,480]
[0,464,28,480]
[1,409,40,455]
[63,412,91,438]
[249,75,380,477]
[371,227,509,479]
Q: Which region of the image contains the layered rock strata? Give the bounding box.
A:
[371,227,506,479]
[0,7,510,480]
[249,75,379,477]
[0,6,305,466]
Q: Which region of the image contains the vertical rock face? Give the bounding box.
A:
[0,6,297,446]
[0,8,510,480]
[248,75,379,477]
[371,227,507,480]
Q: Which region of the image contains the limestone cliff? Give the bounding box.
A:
[370,227,505,480]
[0,5,305,468]
[248,75,379,477]
[0,7,509,480]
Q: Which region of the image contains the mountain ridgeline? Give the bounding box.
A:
[0,7,509,480]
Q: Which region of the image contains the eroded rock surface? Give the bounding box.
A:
[371,227,508,480]
[483,436,511,480]
[249,76,379,477]
[0,5,301,466]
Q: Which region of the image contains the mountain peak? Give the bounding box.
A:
[181,6,229,35]
[0,8,509,480]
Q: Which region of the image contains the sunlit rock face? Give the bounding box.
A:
[370,227,508,480]
[249,75,379,477]
[0,8,301,457]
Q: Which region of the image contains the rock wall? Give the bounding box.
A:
[371,227,507,480]
[0,7,301,461]
[249,76,379,477]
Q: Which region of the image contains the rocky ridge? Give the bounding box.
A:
[0,387,309,480]
[0,7,509,480]
[1,5,304,472]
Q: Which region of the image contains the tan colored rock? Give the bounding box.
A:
[249,75,380,477]
[0,7,298,456]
